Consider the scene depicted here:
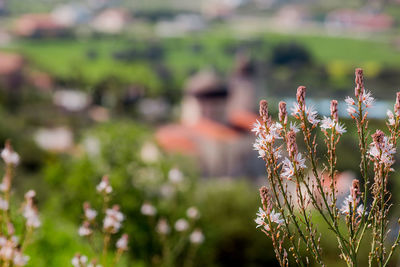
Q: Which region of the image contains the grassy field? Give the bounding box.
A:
[3,29,400,90]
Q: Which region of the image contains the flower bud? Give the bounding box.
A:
[330,100,338,122]
[259,100,269,123]
[355,68,364,98]
[279,101,287,124]
[351,179,360,200]
[286,130,298,158]
[259,186,268,204]
[296,86,306,106]
[395,92,400,117]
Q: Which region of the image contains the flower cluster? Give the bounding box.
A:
[138,166,205,265]
[22,190,41,229]
[0,237,29,267]
[345,69,375,119]
[103,205,124,234]
[255,208,284,231]
[0,141,41,267]
[75,175,128,267]
[368,130,396,167]
[71,254,102,267]
[291,86,320,126]
[340,180,364,217]
[253,69,400,267]
[153,206,204,245]
[280,155,306,180]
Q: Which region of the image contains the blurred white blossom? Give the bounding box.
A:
[141,202,156,216]
[186,207,200,220]
[1,145,19,166]
[174,218,189,232]
[156,219,170,235]
[190,229,204,244]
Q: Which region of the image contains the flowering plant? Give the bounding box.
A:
[0,141,40,267]
[140,167,204,267]
[73,175,128,267]
[253,68,400,266]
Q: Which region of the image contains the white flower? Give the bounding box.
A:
[0,239,15,260]
[320,117,346,134]
[186,207,200,219]
[13,251,29,267]
[78,224,92,237]
[103,207,124,233]
[84,208,97,221]
[25,190,35,199]
[174,218,189,232]
[362,91,374,108]
[270,122,283,136]
[368,136,396,166]
[1,147,19,166]
[0,181,8,193]
[253,137,281,159]
[295,153,306,168]
[345,97,355,106]
[116,234,128,251]
[255,207,266,227]
[0,236,6,247]
[356,204,365,217]
[269,210,284,225]
[281,154,306,179]
[340,195,364,217]
[291,102,301,117]
[96,176,112,194]
[189,229,204,244]
[251,120,266,137]
[335,123,347,134]
[347,106,357,116]
[23,201,40,229]
[141,203,156,216]
[0,198,8,211]
[72,254,88,267]
[156,219,170,235]
[281,158,295,179]
[160,184,175,198]
[289,122,300,133]
[387,110,395,126]
[305,105,320,125]
[140,142,159,163]
[253,137,267,158]
[255,208,283,231]
[168,168,183,183]
[320,117,335,130]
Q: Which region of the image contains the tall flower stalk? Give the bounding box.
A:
[0,141,40,267]
[254,68,400,266]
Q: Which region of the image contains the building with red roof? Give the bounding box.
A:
[14,14,67,38]
[156,55,264,177]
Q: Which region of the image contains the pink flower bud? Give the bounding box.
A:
[259,186,268,203]
[330,100,338,122]
[296,86,306,106]
[355,68,364,99]
[286,130,298,158]
[395,92,400,117]
[259,100,269,123]
[279,101,287,124]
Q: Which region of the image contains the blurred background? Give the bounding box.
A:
[0,0,400,266]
